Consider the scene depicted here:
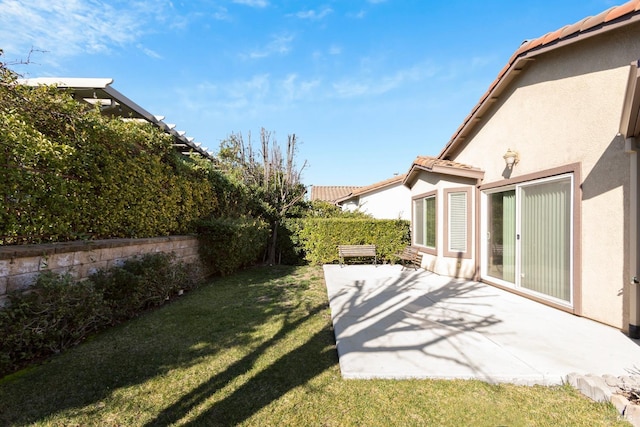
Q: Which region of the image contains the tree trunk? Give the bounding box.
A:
[267,220,278,265]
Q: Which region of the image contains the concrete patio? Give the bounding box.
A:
[323,264,640,385]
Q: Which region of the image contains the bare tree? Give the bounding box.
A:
[217,127,307,264]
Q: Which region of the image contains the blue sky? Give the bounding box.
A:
[0,0,620,187]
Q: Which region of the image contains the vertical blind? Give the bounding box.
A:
[502,191,516,283]
[449,192,467,252]
[425,196,436,248]
[413,196,436,248]
[414,198,424,246]
[520,177,571,302]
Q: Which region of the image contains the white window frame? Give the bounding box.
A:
[412,191,437,255]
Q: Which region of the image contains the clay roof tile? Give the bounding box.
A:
[560,20,587,38]
[310,186,361,203]
[541,27,565,45]
[525,35,546,50]
[580,7,614,31]
[412,156,478,171]
[606,1,638,22]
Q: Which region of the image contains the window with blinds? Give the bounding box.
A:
[425,196,436,248]
[414,198,425,246]
[412,192,436,251]
[448,192,467,252]
[482,174,573,305]
[444,188,471,258]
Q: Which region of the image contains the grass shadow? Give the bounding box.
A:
[146,305,336,426]
[0,265,334,425]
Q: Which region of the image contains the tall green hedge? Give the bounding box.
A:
[297,218,410,265]
[0,77,253,244]
[196,217,270,276]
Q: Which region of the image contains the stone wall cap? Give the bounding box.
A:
[0,235,197,260]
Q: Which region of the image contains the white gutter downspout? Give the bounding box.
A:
[626,137,640,338]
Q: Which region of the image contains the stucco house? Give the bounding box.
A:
[405,0,640,336]
[337,174,411,220]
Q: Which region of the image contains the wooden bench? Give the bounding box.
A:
[338,244,377,267]
[394,246,423,270]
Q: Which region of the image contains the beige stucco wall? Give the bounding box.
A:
[446,23,640,328]
[410,171,477,279]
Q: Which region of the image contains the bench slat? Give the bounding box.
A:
[337,245,377,267]
[394,246,422,270]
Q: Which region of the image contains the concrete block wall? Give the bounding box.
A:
[0,236,203,306]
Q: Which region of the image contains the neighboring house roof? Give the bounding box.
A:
[310,186,361,203]
[439,0,640,159]
[336,174,407,203]
[403,156,484,186]
[18,77,214,160]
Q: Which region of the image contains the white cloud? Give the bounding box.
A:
[0,0,172,61]
[282,73,321,102]
[244,33,294,59]
[232,0,269,8]
[178,73,321,120]
[328,45,342,55]
[137,44,163,59]
[293,7,333,20]
[212,7,232,21]
[332,62,439,98]
[348,10,366,19]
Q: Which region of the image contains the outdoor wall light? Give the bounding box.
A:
[503,148,519,169]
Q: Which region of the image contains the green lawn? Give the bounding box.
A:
[0,265,627,426]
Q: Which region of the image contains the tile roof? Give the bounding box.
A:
[439,0,640,158]
[310,186,361,203]
[336,174,407,202]
[403,156,484,186]
[411,156,479,171]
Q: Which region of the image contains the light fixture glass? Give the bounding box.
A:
[503,148,519,169]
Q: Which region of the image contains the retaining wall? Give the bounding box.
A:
[0,236,202,306]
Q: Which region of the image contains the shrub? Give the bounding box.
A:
[196,217,270,275]
[0,272,110,377]
[0,253,201,378]
[297,218,411,265]
[91,252,200,322]
[276,219,306,265]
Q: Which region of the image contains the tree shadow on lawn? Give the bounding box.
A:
[146,308,336,426]
[0,265,336,426]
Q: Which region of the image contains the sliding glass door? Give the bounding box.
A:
[484,174,573,305]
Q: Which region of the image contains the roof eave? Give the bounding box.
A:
[403,163,484,188]
[348,175,406,198]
